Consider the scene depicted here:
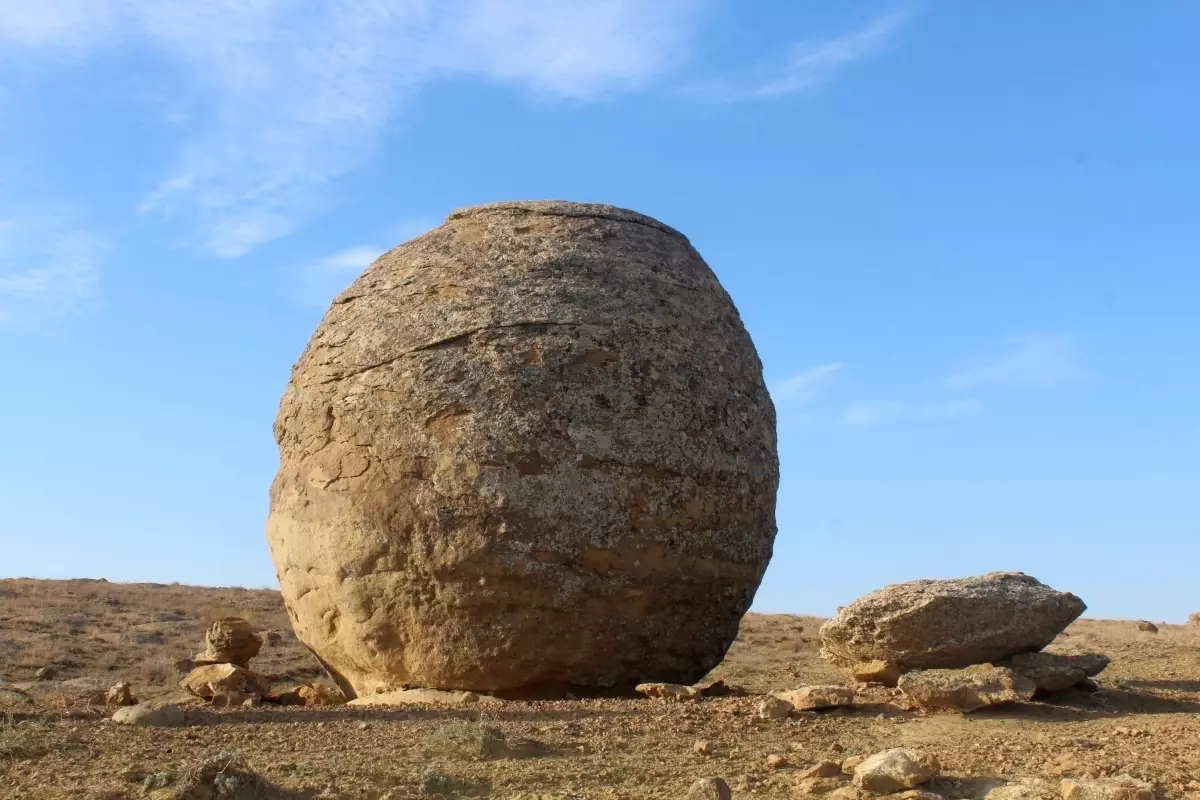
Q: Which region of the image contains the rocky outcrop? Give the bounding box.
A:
[898,664,1037,712]
[266,200,779,696]
[820,572,1085,671]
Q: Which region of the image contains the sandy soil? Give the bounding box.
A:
[1,578,1198,799]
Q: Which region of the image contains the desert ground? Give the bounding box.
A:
[2,578,1199,799]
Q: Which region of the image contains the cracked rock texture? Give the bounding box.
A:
[819,572,1085,671]
[266,201,779,697]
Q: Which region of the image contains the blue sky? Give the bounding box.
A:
[1,2,1197,621]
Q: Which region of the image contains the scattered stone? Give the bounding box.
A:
[35,666,57,681]
[193,617,262,668]
[820,572,1085,670]
[1135,621,1158,634]
[758,696,793,719]
[694,739,714,756]
[766,754,789,769]
[104,681,136,707]
[266,201,779,696]
[1003,652,1110,693]
[898,664,1037,712]
[851,748,940,794]
[180,663,271,701]
[1060,776,1154,800]
[636,682,701,702]
[801,762,845,779]
[774,685,855,711]
[111,702,207,727]
[985,780,1054,799]
[686,777,733,800]
[796,776,847,795]
[851,660,902,686]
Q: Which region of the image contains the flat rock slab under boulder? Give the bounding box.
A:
[820,572,1085,670]
[1002,651,1109,693]
[772,685,855,711]
[852,748,940,794]
[346,688,504,707]
[899,664,1037,712]
[851,660,903,686]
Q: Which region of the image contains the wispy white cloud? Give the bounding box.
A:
[683,9,908,103]
[944,334,1085,390]
[924,398,984,418]
[770,363,843,405]
[1,1,706,257]
[840,400,904,429]
[0,213,102,325]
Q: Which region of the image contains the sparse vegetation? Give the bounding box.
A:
[428,719,509,760]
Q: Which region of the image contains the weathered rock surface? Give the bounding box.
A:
[796,776,846,794]
[1003,652,1109,693]
[1135,620,1158,633]
[773,685,855,711]
[899,664,1037,712]
[1060,776,1154,800]
[266,200,779,696]
[104,680,136,707]
[636,682,701,702]
[758,696,793,719]
[686,777,733,800]
[193,617,262,667]
[820,572,1085,670]
[851,748,939,793]
[180,663,271,701]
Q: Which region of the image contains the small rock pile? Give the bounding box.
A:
[819,572,1109,712]
[178,617,343,708]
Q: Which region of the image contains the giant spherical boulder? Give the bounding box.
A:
[266,201,778,697]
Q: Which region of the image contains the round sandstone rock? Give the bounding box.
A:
[266,201,778,697]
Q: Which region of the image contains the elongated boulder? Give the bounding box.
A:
[898,664,1037,712]
[266,201,779,697]
[820,572,1085,671]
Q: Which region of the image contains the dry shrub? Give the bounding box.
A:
[428,720,508,760]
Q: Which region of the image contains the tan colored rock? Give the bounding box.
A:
[636,682,701,702]
[1004,652,1109,693]
[766,754,789,769]
[266,201,779,696]
[800,762,845,779]
[899,664,1036,712]
[104,681,136,707]
[894,792,945,800]
[840,755,865,773]
[298,682,345,706]
[111,702,208,727]
[1060,776,1154,800]
[758,695,793,719]
[694,739,714,756]
[827,789,864,800]
[985,780,1053,799]
[851,660,902,686]
[796,776,847,795]
[1189,612,1200,626]
[851,748,940,793]
[774,685,855,711]
[1135,621,1158,633]
[180,663,271,701]
[820,572,1085,670]
[193,617,261,668]
[687,777,733,800]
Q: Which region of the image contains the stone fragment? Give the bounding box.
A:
[851,660,902,686]
[898,664,1036,712]
[193,617,262,668]
[1135,621,1158,633]
[266,201,779,696]
[694,739,714,756]
[104,681,137,707]
[796,776,846,795]
[773,685,855,711]
[1060,776,1154,800]
[35,666,57,681]
[820,572,1085,670]
[758,696,793,719]
[851,748,940,794]
[800,762,844,779]
[686,777,732,800]
[766,754,788,769]
[840,756,865,773]
[111,702,208,727]
[985,780,1054,799]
